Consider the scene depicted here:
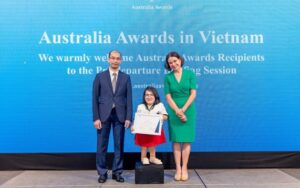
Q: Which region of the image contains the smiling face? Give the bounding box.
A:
[167,56,182,72]
[144,90,155,106]
[108,51,121,70]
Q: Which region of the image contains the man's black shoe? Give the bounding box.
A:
[112,174,125,183]
[98,174,107,183]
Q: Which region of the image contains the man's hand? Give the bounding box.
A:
[94,119,102,129]
[124,120,131,128]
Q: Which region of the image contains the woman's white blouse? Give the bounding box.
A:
[136,102,168,115]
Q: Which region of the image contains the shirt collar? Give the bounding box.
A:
[109,68,119,76]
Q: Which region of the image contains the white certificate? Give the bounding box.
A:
[132,113,162,135]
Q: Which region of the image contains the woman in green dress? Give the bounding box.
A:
[164,52,197,181]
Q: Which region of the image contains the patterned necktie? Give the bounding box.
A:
[112,72,117,93]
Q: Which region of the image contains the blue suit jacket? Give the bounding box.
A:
[92,70,132,123]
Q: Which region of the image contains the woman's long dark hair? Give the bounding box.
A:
[143,86,160,110]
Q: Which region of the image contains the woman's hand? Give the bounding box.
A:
[175,108,184,116]
[130,126,135,132]
[179,114,187,122]
[175,109,187,122]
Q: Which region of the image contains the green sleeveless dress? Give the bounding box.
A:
[164,69,196,142]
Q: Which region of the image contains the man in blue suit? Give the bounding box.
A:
[92,50,132,183]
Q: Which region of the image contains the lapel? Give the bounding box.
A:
[104,70,113,93]
[115,71,123,94]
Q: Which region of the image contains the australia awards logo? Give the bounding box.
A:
[132,0,173,10]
